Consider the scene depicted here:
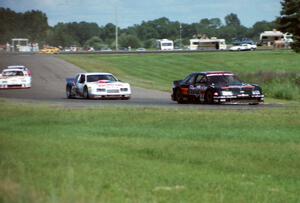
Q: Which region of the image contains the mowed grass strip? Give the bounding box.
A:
[59,51,300,94]
[0,102,300,202]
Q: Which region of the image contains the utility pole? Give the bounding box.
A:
[179,23,182,49]
[115,6,118,51]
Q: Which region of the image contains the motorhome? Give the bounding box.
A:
[157,39,174,50]
[259,30,293,46]
[189,38,227,50]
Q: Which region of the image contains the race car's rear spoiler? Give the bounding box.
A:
[66,77,76,85]
[173,80,182,86]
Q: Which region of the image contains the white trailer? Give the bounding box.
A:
[189,38,227,50]
[259,30,293,46]
[157,39,174,50]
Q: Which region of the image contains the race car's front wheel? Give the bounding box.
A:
[205,90,214,104]
[83,87,90,99]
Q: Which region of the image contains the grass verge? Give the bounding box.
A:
[59,51,300,101]
[1,101,300,202]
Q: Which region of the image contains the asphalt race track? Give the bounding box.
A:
[0,53,281,109]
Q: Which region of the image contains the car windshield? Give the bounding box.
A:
[208,75,242,86]
[87,74,117,82]
[2,71,24,76]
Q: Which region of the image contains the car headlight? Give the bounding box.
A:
[252,90,261,95]
[88,86,96,92]
[120,88,128,92]
[222,91,233,96]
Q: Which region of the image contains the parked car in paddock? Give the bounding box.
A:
[40,47,60,54]
[229,44,256,51]
[66,73,131,99]
[171,71,264,105]
[136,48,146,52]
[0,65,32,89]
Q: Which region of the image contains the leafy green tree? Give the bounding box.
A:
[84,36,107,50]
[0,8,48,44]
[46,23,77,47]
[198,18,222,37]
[279,0,300,52]
[119,34,141,48]
[143,38,157,49]
[209,18,222,29]
[22,10,49,42]
[70,22,100,46]
[220,13,248,42]
[100,23,116,45]
[248,20,277,40]
[47,22,101,47]
[225,13,241,27]
[181,23,198,39]
[0,8,18,43]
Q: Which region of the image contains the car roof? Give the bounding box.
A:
[2,68,25,72]
[7,65,26,69]
[79,72,114,76]
[191,71,234,75]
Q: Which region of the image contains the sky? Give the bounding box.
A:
[0,0,282,28]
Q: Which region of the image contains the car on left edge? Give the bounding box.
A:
[0,65,32,89]
[66,72,131,99]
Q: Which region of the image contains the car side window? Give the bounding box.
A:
[187,74,196,84]
[75,74,79,83]
[194,74,203,85]
[79,74,85,83]
[199,76,208,84]
[182,74,192,84]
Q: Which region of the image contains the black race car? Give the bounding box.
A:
[171,71,264,105]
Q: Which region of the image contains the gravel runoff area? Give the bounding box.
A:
[0,53,282,109]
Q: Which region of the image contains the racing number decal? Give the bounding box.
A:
[199,86,207,102]
[189,85,200,96]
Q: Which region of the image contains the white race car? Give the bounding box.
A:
[0,65,32,89]
[66,72,131,99]
[229,44,257,51]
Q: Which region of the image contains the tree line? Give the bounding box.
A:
[0,8,48,44]
[0,0,299,52]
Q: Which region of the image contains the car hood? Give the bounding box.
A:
[88,81,130,88]
[216,83,256,93]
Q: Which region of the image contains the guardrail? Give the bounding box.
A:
[57,48,289,55]
[0,48,292,56]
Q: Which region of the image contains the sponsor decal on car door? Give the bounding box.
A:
[199,85,207,102]
[197,75,208,102]
[189,84,200,96]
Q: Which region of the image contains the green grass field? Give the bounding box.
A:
[60,51,300,100]
[1,51,299,202]
[1,101,300,202]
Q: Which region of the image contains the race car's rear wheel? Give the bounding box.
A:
[121,96,131,100]
[83,86,90,99]
[175,89,184,104]
[205,90,214,104]
[66,86,73,99]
